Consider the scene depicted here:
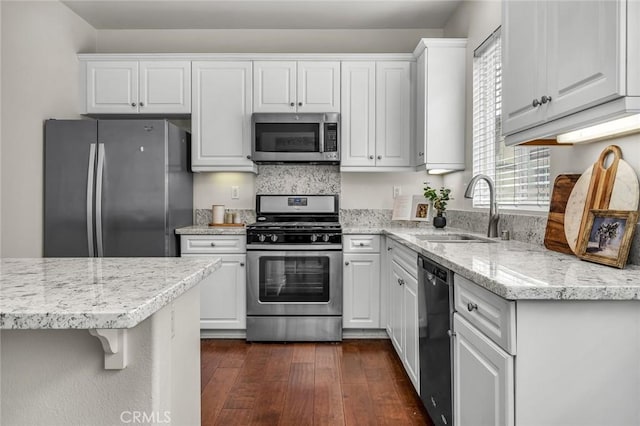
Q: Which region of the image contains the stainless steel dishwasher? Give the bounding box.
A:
[418,255,454,426]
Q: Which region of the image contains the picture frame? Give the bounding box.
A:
[391,195,432,222]
[576,209,639,269]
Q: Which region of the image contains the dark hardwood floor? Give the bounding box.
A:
[201,339,434,426]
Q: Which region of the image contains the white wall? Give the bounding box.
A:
[1,1,96,257]
[442,0,640,213]
[96,29,443,54]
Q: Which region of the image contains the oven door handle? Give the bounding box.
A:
[247,244,342,251]
[319,121,325,153]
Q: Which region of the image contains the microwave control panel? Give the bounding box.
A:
[324,123,338,152]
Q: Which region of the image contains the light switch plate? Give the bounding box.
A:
[231,186,240,199]
[393,186,401,198]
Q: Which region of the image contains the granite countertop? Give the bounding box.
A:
[175,225,246,235]
[374,227,640,301]
[0,257,220,330]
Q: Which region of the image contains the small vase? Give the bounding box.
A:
[433,212,447,229]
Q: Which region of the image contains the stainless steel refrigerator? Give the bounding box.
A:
[44,119,193,257]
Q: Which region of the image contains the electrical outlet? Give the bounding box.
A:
[393,186,401,198]
[231,186,240,199]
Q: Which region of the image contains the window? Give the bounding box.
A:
[472,28,550,209]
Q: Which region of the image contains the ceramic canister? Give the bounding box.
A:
[212,205,225,224]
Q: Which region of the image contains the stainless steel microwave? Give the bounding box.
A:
[251,113,340,164]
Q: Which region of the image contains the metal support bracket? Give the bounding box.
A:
[88,329,128,370]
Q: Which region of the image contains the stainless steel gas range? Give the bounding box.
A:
[246,194,342,342]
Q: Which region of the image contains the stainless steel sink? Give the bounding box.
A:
[414,233,497,243]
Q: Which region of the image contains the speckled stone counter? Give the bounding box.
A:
[0,257,220,329]
[175,225,246,235]
[344,225,640,301]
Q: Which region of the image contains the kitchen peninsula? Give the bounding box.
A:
[0,257,220,426]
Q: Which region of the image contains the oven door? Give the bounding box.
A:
[246,250,342,316]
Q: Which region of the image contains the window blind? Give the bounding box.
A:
[472,29,550,209]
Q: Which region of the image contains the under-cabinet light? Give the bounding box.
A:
[427,169,453,175]
[557,114,640,143]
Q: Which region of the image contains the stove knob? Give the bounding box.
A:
[258,234,266,242]
[270,234,278,242]
[310,234,318,242]
[322,234,330,242]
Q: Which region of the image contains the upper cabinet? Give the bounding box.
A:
[191,61,256,173]
[413,39,467,173]
[502,0,640,145]
[85,60,191,115]
[253,61,340,113]
[340,60,413,171]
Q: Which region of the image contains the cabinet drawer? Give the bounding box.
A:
[390,241,418,278]
[343,235,381,253]
[180,235,246,254]
[454,274,516,355]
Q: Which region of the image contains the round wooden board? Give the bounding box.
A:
[564,159,639,252]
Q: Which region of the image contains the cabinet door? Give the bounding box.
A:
[253,61,297,112]
[191,61,254,171]
[403,270,420,393]
[139,61,191,114]
[453,314,514,426]
[545,0,624,121]
[343,253,381,329]
[341,62,376,167]
[375,62,412,167]
[86,61,139,114]
[297,61,340,112]
[389,261,405,357]
[196,254,247,330]
[501,1,547,135]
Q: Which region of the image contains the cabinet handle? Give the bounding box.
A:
[345,261,350,266]
[397,278,404,286]
[290,102,295,107]
[540,95,552,104]
[298,102,303,107]
[131,102,137,107]
[139,102,145,107]
[358,242,365,247]
[246,155,251,160]
[387,247,393,251]
[369,155,374,160]
[419,152,424,156]
[447,329,456,337]
[240,262,245,267]
[210,242,216,247]
[377,155,382,160]
[532,98,541,108]
[467,302,478,312]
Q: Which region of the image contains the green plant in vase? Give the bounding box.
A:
[424,184,452,228]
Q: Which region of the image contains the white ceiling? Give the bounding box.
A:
[62,0,462,30]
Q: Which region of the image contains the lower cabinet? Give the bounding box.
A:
[453,314,514,426]
[343,235,381,329]
[386,238,420,393]
[180,235,247,331]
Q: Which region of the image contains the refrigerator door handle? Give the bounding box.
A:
[96,143,106,257]
[86,143,97,257]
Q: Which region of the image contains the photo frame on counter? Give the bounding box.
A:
[392,195,432,222]
[576,209,639,269]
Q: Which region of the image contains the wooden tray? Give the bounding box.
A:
[544,174,581,254]
[208,223,245,227]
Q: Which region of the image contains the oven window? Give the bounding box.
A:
[254,123,319,152]
[259,256,330,302]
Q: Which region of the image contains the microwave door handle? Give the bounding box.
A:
[319,123,325,153]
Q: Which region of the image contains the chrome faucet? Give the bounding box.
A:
[464,174,499,238]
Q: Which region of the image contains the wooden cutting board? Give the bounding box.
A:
[564,145,640,252]
[544,174,581,254]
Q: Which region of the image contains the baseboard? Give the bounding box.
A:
[342,329,390,339]
[200,330,246,339]
[200,329,389,340]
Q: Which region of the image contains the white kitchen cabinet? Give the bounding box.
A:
[453,314,514,426]
[387,240,420,393]
[343,235,381,329]
[341,61,413,171]
[191,61,256,173]
[85,60,191,114]
[253,61,340,113]
[502,0,638,144]
[413,39,466,172]
[180,235,246,332]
